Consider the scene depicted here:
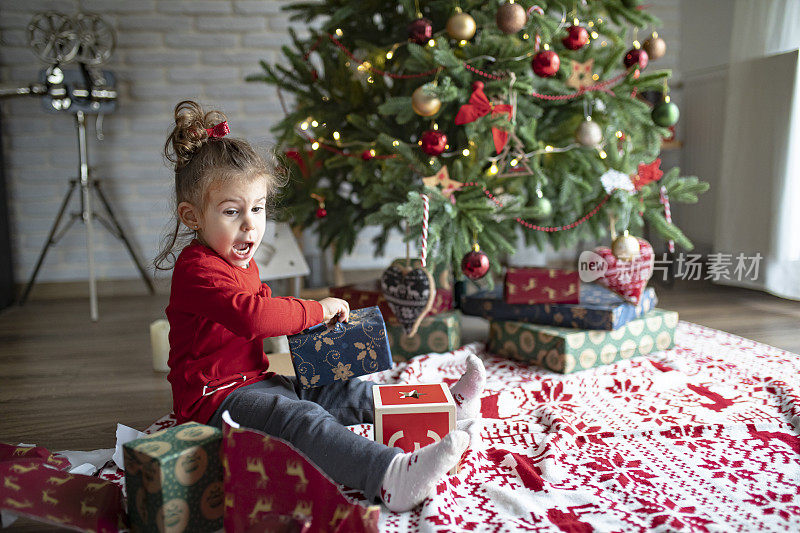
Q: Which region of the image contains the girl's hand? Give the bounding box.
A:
[319,297,349,325]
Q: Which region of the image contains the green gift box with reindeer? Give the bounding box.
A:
[123,422,223,533]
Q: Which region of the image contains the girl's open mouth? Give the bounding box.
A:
[233,242,252,258]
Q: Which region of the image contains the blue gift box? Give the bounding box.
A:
[461,283,657,330]
[288,306,393,388]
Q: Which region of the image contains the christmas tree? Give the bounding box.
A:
[250,0,708,279]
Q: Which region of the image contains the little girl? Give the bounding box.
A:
[156,100,486,512]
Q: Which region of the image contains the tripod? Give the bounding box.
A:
[20,110,155,320]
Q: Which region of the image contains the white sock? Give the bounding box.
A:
[456,417,483,447]
[450,354,486,419]
[380,430,469,512]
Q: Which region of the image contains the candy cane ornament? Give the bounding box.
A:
[528,5,544,52]
[660,186,675,253]
[420,194,429,268]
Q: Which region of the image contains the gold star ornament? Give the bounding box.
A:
[566,59,595,90]
[422,166,464,203]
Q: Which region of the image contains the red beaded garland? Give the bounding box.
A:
[461,182,610,233]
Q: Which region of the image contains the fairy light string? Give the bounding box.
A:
[306,33,636,100]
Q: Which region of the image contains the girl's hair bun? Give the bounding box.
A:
[164,100,227,170]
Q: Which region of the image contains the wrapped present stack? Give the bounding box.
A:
[465,267,678,374]
[330,258,461,360]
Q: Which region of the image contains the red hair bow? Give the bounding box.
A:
[206,121,230,138]
[454,81,513,154]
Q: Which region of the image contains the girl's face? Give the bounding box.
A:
[196,176,268,268]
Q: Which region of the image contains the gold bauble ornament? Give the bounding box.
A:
[612,231,641,261]
[496,2,527,34]
[446,9,477,41]
[411,85,442,117]
[643,35,666,60]
[576,119,603,147]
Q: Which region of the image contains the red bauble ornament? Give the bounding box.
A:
[461,245,490,280]
[315,207,327,218]
[562,25,589,50]
[532,50,560,77]
[407,18,433,45]
[420,130,448,156]
[361,149,375,160]
[624,48,649,69]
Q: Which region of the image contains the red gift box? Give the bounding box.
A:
[0,444,124,532]
[373,384,456,472]
[503,267,580,305]
[222,418,379,533]
[330,281,453,318]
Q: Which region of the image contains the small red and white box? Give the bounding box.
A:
[504,267,580,305]
[374,383,457,470]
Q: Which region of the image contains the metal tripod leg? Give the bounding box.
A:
[20,112,155,320]
[19,180,78,305]
[92,180,155,294]
[76,111,99,321]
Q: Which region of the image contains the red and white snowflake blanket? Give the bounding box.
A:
[101,322,800,532]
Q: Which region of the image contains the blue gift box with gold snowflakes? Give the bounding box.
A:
[461,283,657,330]
[288,306,393,388]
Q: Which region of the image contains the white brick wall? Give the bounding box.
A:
[0,1,682,286]
[0,0,303,284]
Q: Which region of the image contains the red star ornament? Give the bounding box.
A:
[632,158,663,190]
[454,81,513,154]
[422,166,464,203]
[565,59,595,90]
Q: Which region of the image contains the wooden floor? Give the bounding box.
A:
[1,280,799,530]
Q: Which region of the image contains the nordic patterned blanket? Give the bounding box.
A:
[100,321,800,532]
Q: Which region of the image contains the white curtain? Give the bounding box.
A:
[716,0,800,300]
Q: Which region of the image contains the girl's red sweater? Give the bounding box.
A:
[166,241,324,424]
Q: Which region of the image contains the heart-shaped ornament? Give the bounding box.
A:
[594,238,654,304]
[380,264,436,337]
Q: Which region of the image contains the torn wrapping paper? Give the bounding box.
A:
[221,412,380,533]
[0,443,124,532]
[56,448,115,476]
[112,423,146,471]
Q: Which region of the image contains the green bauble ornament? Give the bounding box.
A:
[652,100,680,127]
[531,192,553,220]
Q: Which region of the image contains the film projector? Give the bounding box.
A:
[0,12,154,320]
